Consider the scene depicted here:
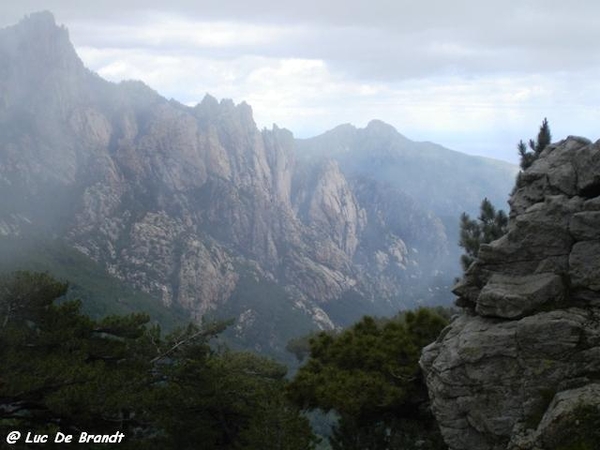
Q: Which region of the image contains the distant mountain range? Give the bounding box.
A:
[0,12,517,357]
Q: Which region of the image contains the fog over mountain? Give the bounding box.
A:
[3,1,598,163]
[0,12,517,355]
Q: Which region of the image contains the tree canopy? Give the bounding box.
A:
[287,308,449,450]
[458,198,508,271]
[0,271,316,449]
[518,117,551,170]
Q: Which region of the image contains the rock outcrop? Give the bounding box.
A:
[420,136,600,450]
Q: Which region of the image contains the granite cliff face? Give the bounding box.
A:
[0,13,443,335]
[0,13,516,353]
[420,136,600,449]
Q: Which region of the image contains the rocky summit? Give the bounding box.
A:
[420,136,600,449]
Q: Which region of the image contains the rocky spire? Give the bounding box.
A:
[0,10,89,121]
[2,11,84,75]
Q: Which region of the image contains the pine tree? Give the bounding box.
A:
[287,309,449,449]
[519,118,551,170]
[0,271,316,450]
[459,198,508,271]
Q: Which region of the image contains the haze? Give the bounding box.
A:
[2,0,599,163]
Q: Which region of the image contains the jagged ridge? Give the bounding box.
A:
[0,13,516,355]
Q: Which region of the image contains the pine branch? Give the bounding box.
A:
[150,322,227,364]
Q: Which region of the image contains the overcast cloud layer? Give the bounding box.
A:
[2,1,600,163]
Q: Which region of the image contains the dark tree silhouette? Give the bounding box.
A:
[518,118,551,170]
[459,198,508,271]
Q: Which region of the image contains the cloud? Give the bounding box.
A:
[2,1,600,162]
[9,1,600,80]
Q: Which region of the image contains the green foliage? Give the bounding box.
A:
[518,118,551,170]
[0,271,153,443]
[0,271,316,449]
[458,197,508,271]
[288,308,449,450]
[286,331,332,363]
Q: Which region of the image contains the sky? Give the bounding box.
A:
[2,1,600,163]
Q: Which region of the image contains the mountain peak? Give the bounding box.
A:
[1,11,82,71]
[365,120,407,140]
[0,12,88,121]
[12,11,69,46]
[193,94,256,129]
[21,10,58,27]
[366,119,393,130]
[319,123,357,141]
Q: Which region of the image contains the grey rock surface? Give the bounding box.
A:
[476,273,564,319]
[421,136,600,449]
